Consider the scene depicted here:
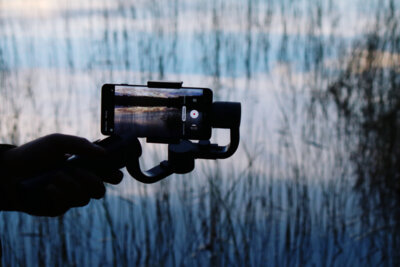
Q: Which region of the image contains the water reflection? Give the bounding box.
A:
[0,0,399,266]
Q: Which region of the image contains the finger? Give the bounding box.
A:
[45,184,71,217]
[52,171,94,205]
[47,134,106,157]
[101,170,124,185]
[67,168,106,199]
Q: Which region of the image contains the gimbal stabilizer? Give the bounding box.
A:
[71,81,241,184]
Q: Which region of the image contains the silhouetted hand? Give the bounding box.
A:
[0,134,123,217]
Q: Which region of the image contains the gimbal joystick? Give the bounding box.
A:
[69,81,241,184]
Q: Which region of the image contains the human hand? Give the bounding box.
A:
[0,134,123,216]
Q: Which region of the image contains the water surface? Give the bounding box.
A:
[0,0,399,266]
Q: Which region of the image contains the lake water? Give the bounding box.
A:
[0,0,399,266]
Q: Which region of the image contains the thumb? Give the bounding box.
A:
[44,134,105,157]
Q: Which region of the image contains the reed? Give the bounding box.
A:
[0,0,399,266]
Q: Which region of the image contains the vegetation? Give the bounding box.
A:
[0,0,399,266]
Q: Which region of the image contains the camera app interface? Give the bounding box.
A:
[114,86,207,139]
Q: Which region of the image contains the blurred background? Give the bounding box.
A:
[0,0,399,266]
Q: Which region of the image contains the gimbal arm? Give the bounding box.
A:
[69,100,241,184]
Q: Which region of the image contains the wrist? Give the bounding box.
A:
[0,144,18,211]
[0,181,19,211]
[0,144,17,173]
[0,144,17,163]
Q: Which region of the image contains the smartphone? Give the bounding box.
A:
[101,84,213,140]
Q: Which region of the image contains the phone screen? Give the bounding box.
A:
[102,84,212,140]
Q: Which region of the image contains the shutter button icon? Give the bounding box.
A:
[190,110,199,119]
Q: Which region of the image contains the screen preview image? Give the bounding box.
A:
[114,86,205,138]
